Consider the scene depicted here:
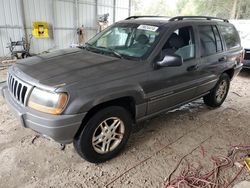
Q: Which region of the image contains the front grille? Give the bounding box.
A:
[7,73,32,105]
[244,49,250,60]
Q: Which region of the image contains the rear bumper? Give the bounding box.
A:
[242,60,250,69]
[232,63,243,78]
[1,84,86,144]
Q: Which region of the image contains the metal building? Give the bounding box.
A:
[0,0,131,57]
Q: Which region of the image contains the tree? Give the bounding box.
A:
[131,0,178,16]
[132,0,250,19]
[179,0,250,19]
[235,0,250,19]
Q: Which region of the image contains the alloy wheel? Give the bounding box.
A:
[215,80,228,103]
[92,117,125,154]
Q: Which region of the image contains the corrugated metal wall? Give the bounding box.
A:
[0,0,24,56]
[0,0,131,57]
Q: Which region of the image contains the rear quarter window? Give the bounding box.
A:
[219,25,240,49]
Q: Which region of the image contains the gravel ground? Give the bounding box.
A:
[0,67,250,188]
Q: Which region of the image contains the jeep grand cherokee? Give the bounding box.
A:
[0,16,243,163]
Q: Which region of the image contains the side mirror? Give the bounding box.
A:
[156,54,183,68]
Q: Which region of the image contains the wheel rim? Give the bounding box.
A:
[215,80,228,103]
[92,117,125,154]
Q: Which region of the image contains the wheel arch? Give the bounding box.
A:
[223,68,234,80]
[74,96,137,139]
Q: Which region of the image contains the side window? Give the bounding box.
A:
[212,26,223,52]
[198,25,217,57]
[162,26,195,61]
[219,25,240,49]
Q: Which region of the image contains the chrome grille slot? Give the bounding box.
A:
[17,83,21,101]
[13,80,18,97]
[7,73,32,105]
[21,86,27,103]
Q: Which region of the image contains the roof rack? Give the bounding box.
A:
[169,16,229,22]
[125,16,170,20]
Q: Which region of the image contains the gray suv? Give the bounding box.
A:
[0,16,243,163]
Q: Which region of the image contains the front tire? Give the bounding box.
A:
[203,73,230,107]
[73,106,132,163]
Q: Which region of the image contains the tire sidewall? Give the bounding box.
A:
[76,106,132,163]
[212,74,230,106]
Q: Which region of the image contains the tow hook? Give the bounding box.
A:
[60,144,66,150]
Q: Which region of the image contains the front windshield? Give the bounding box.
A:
[86,24,162,59]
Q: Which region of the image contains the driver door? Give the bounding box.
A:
[144,25,200,115]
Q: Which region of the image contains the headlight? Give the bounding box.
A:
[27,88,68,115]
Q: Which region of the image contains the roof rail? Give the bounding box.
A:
[169,16,229,22]
[125,16,170,20]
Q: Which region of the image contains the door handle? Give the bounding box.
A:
[187,65,198,72]
[218,57,226,62]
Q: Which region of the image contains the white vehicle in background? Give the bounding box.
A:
[230,20,250,69]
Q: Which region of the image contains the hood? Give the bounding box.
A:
[11,48,144,89]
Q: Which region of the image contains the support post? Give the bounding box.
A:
[129,0,131,16]
[95,0,98,33]
[19,0,28,41]
[113,0,116,23]
[51,0,56,48]
[74,0,79,43]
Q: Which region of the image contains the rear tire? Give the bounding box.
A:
[203,73,230,107]
[73,106,132,163]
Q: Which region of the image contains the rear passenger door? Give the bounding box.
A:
[195,24,225,96]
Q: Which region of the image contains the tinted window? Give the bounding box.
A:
[162,26,195,61]
[212,26,223,52]
[219,25,240,49]
[198,25,217,56]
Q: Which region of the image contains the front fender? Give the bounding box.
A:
[63,85,146,114]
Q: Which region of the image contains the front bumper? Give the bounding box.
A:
[1,83,86,144]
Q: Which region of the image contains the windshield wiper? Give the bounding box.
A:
[85,43,93,50]
[85,42,92,47]
[97,46,123,59]
[106,48,123,59]
[84,43,102,54]
[85,43,123,59]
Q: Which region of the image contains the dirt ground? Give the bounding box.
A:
[0,67,250,188]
